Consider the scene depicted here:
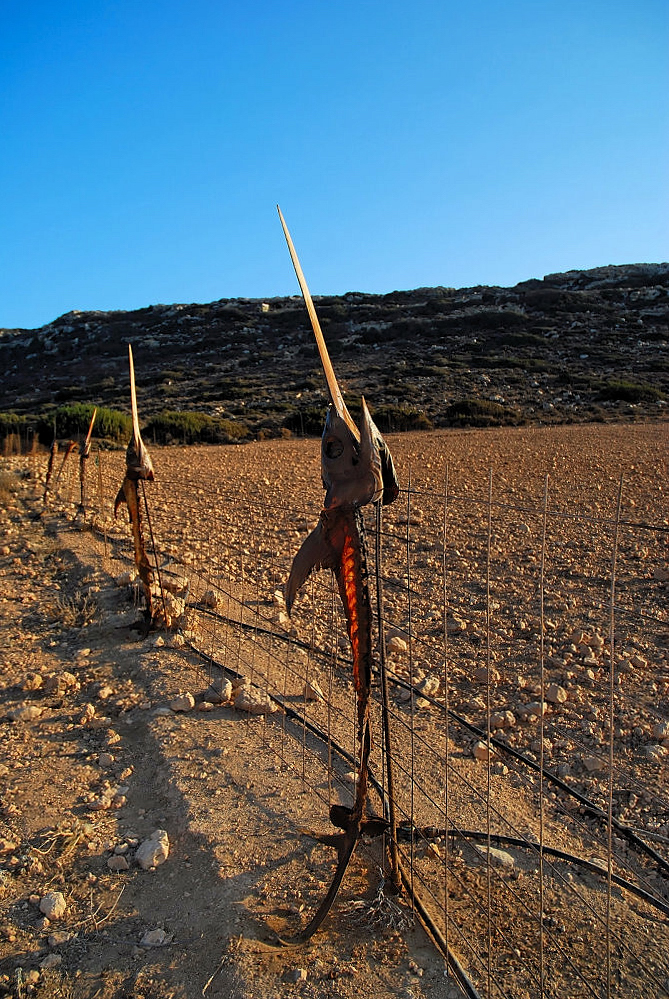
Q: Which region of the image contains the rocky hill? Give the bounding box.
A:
[1,262,667,442]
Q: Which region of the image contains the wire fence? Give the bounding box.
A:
[30,429,669,998]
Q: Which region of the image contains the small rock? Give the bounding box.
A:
[98,752,115,768]
[290,968,308,982]
[652,720,669,740]
[40,953,62,970]
[48,930,72,947]
[0,838,18,854]
[107,854,130,871]
[140,927,172,947]
[416,675,440,698]
[645,744,668,762]
[196,700,214,712]
[233,685,278,715]
[304,680,325,702]
[474,845,515,869]
[202,589,220,608]
[546,684,568,704]
[387,636,408,654]
[490,710,515,730]
[39,891,67,920]
[136,829,170,870]
[473,741,494,761]
[583,755,606,773]
[202,679,233,704]
[170,692,195,713]
[7,704,43,722]
[22,673,43,692]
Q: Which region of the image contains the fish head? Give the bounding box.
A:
[126,434,155,481]
[321,401,385,509]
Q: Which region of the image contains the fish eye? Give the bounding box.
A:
[324,437,343,459]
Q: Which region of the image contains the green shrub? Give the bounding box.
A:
[370,405,433,432]
[282,406,328,436]
[40,404,132,444]
[143,410,250,444]
[0,412,28,437]
[441,398,523,427]
[598,380,663,404]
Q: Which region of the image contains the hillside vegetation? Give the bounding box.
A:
[1,263,667,443]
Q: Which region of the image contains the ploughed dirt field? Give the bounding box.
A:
[0,422,667,999]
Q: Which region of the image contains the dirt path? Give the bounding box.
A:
[0,465,451,999]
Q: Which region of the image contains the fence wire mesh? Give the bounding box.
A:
[37,426,669,998]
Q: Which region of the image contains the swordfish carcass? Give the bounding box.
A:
[286,399,398,740]
[114,345,156,625]
[277,205,399,944]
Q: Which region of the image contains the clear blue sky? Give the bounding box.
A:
[1,0,667,330]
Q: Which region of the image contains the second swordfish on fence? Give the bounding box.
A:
[277,206,399,944]
[114,344,156,625]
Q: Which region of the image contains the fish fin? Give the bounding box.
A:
[379,435,400,505]
[114,485,127,519]
[286,520,334,614]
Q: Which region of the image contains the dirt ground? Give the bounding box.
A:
[0,422,667,999]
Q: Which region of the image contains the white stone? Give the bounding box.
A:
[474,845,515,868]
[170,692,195,712]
[417,675,440,698]
[136,829,170,870]
[40,891,67,920]
[233,685,278,715]
[387,636,408,654]
[203,680,233,704]
[303,680,325,702]
[140,927,171,947]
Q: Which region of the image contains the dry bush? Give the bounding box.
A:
[44,590,99,629]
[0,469,19,506]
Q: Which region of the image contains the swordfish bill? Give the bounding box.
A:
[114,345,155,622]
[78,407,97,514]
[277,204,358,439]
[277,210,400,946]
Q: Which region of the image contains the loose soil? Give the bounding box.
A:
[0,423,667,999]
